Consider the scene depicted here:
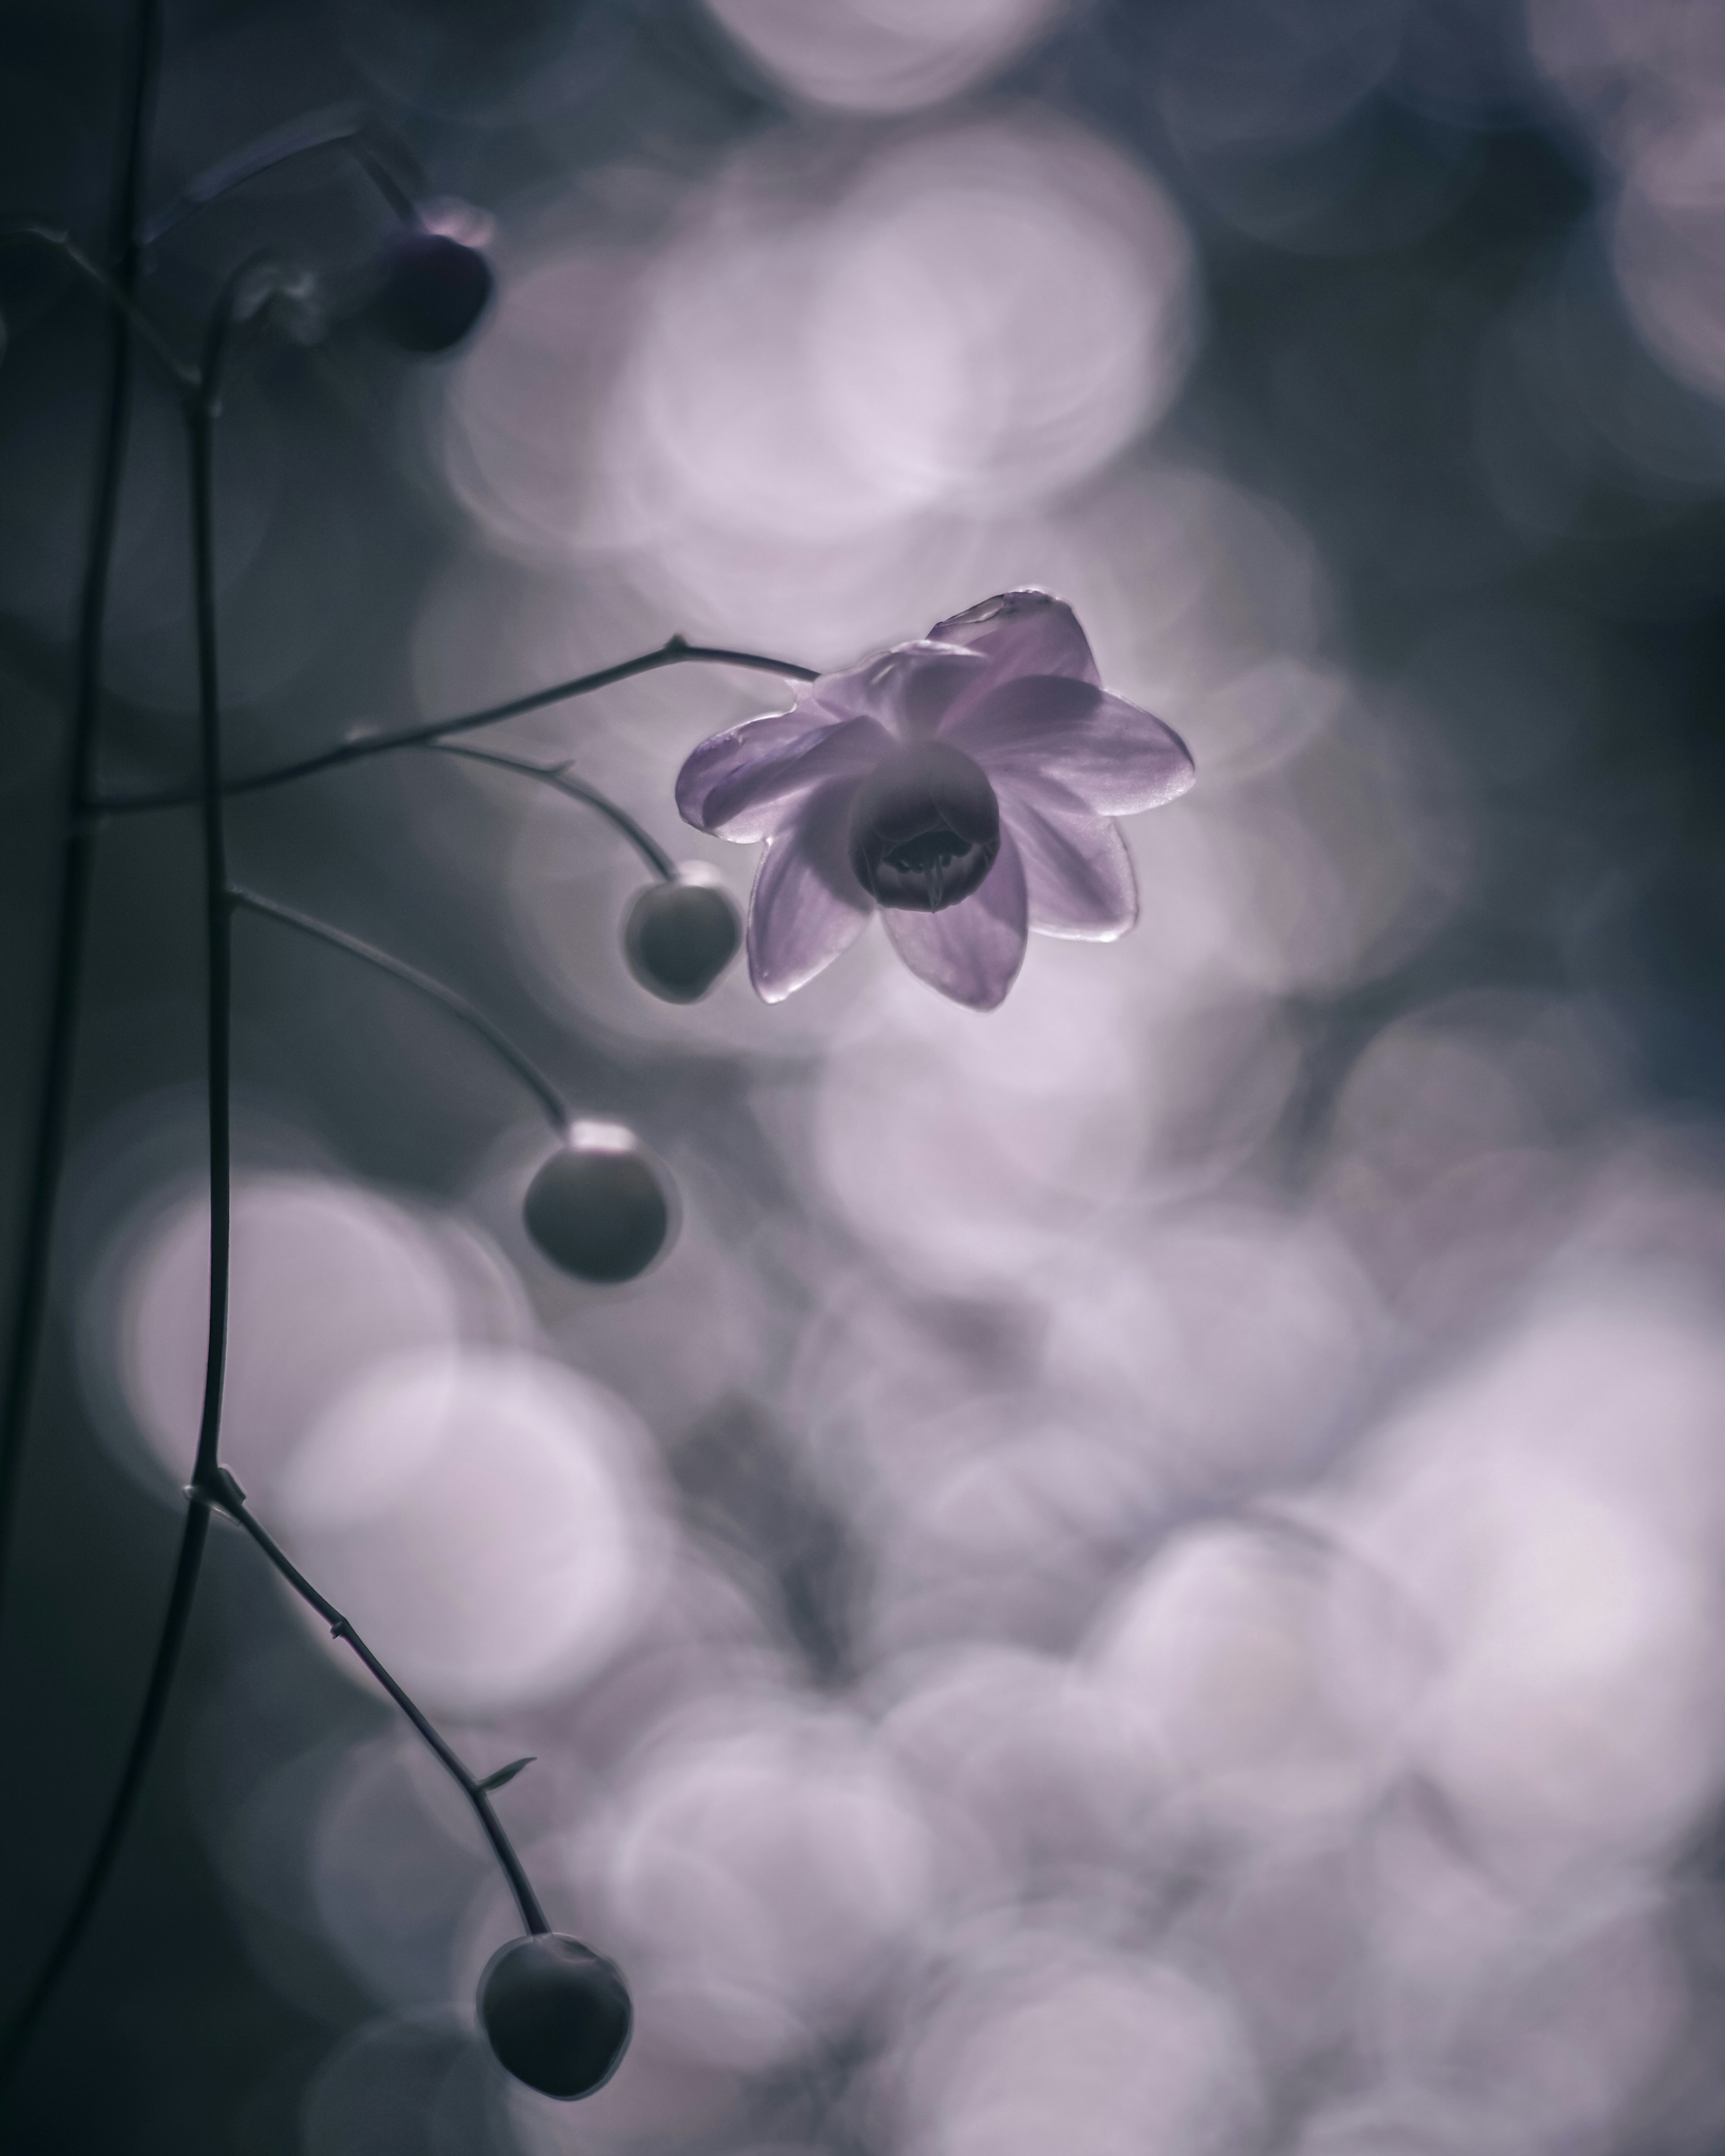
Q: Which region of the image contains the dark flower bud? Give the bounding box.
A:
[523,1122,676,1283]
[479,1933,632,2100]
[624,872,742,1003]
[847,740,1001,913]
[370,229,493,353]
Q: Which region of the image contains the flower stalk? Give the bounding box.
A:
[90,636,821,817]
[0,0,163,1623]
[139,105,419,246]
[432,742,679,883]
[205,1470,550,1936]
[0,254,567,2093]
[230,883,570,1131]
[0,3,817,2095]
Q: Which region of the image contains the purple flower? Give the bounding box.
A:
[675,591,1196,1012]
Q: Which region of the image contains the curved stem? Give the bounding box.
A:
[140,106,418,246]
[0,226,193,387]
[433,742,677,882]
[0,260,261,2097]
[229,884,568,1133]
[201,1469,548,1935]
[0,1502,211,2092]
[88,639,822,817]
[0,0,161,1621]
[188,281,246,1489]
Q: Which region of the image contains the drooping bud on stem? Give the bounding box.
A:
[479,1933,632,2099]
[370,228,493,353]
[624,869,742,1003]
[523,1122,677,1283]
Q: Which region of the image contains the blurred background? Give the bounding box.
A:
[5,0,1725,2148]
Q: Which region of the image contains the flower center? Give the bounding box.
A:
[846,742,1001,914]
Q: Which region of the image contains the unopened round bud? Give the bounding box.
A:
[479,1933,632,2100]
[523,1123,676,1284]
[370,229,493,353]
[624,875,741,1003]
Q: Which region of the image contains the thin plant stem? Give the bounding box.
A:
[1,252,569,2087]
[188,277,245,1492]
[0,0,162,1620]
[0,261,250,2097]
[229,884,569,1132]
[432,741,678,882]
[89,638,822,817]
[0,1503,210,2093]
[141,106,418,246]
[0,225,194,387]
[203,1469,549,1936]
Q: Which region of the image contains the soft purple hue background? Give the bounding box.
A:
[5,1,1725,2152]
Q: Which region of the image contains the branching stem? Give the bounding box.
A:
[0,0,162,1624]
[0,224,193,386]
[89,638,822,816]
[0,33,587,2094]
[0,258,249,2099]
[2,250,568,2084]
[202,1470,549,1935]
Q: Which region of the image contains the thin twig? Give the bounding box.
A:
[229,884,569,1132]
[204,1469,549,1935]
[1,256,568,2084]
[88,638,823,816]
[140,106,418,245]
[187,271,250,1490]
[0,224,194,386]
[0,2,166,2090]
[0,1503,211,2090]
[432,742,678,882]
[0,2,163,1625]
[0,259,262,2097]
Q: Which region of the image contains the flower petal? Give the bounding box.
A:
[942,672,1194,817]
[812,640,986,739]
[1001,778,1137,941]
[927,590,1101,691]
[880,826,1029,1011]
[746,781,874,1003]
[678,711,892,842]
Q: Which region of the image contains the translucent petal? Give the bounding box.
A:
[881,826,1029,1011]
[677,711,891,842]
[812,640,986,738]
[942,672,1195,817]
[1001,778,1138,941]
[928,589,1101,694]
[746,782,874,1003]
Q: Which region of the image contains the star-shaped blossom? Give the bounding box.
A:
[675,591,1195,1011]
